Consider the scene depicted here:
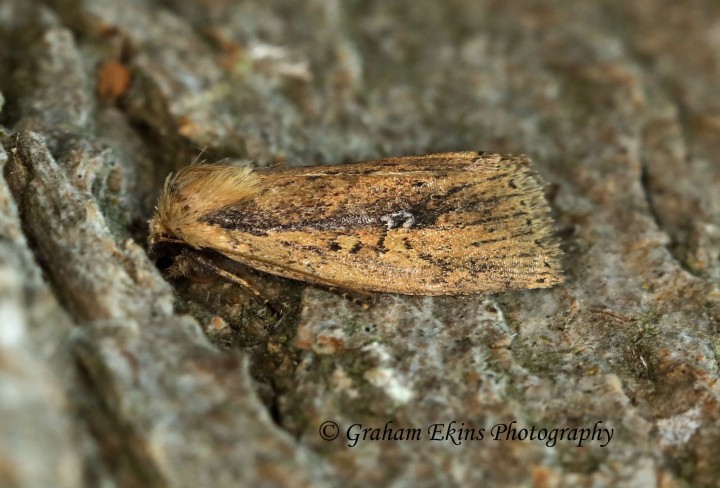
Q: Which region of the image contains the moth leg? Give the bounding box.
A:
[326,287,375,309]
[191,254,285,316]
[219,250,379,308]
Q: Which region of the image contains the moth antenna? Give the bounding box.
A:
[190,145,208,166]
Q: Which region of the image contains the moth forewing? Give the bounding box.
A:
[148,152,563,296]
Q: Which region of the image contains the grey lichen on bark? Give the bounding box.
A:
[1,1,720,487]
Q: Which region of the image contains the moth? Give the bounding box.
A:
[148,152,563,303]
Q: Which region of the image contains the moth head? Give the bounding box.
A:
[148,164,260,271]
[148,239,184,274]
[148,241,217,283]
[148,219,212,280]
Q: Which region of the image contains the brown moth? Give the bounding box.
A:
[148,152,563,299]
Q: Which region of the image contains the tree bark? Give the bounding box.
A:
[1,1,719,486]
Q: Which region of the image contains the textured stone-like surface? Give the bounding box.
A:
[1,0,719,486]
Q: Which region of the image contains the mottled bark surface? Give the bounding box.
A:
[1,1,719,487]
